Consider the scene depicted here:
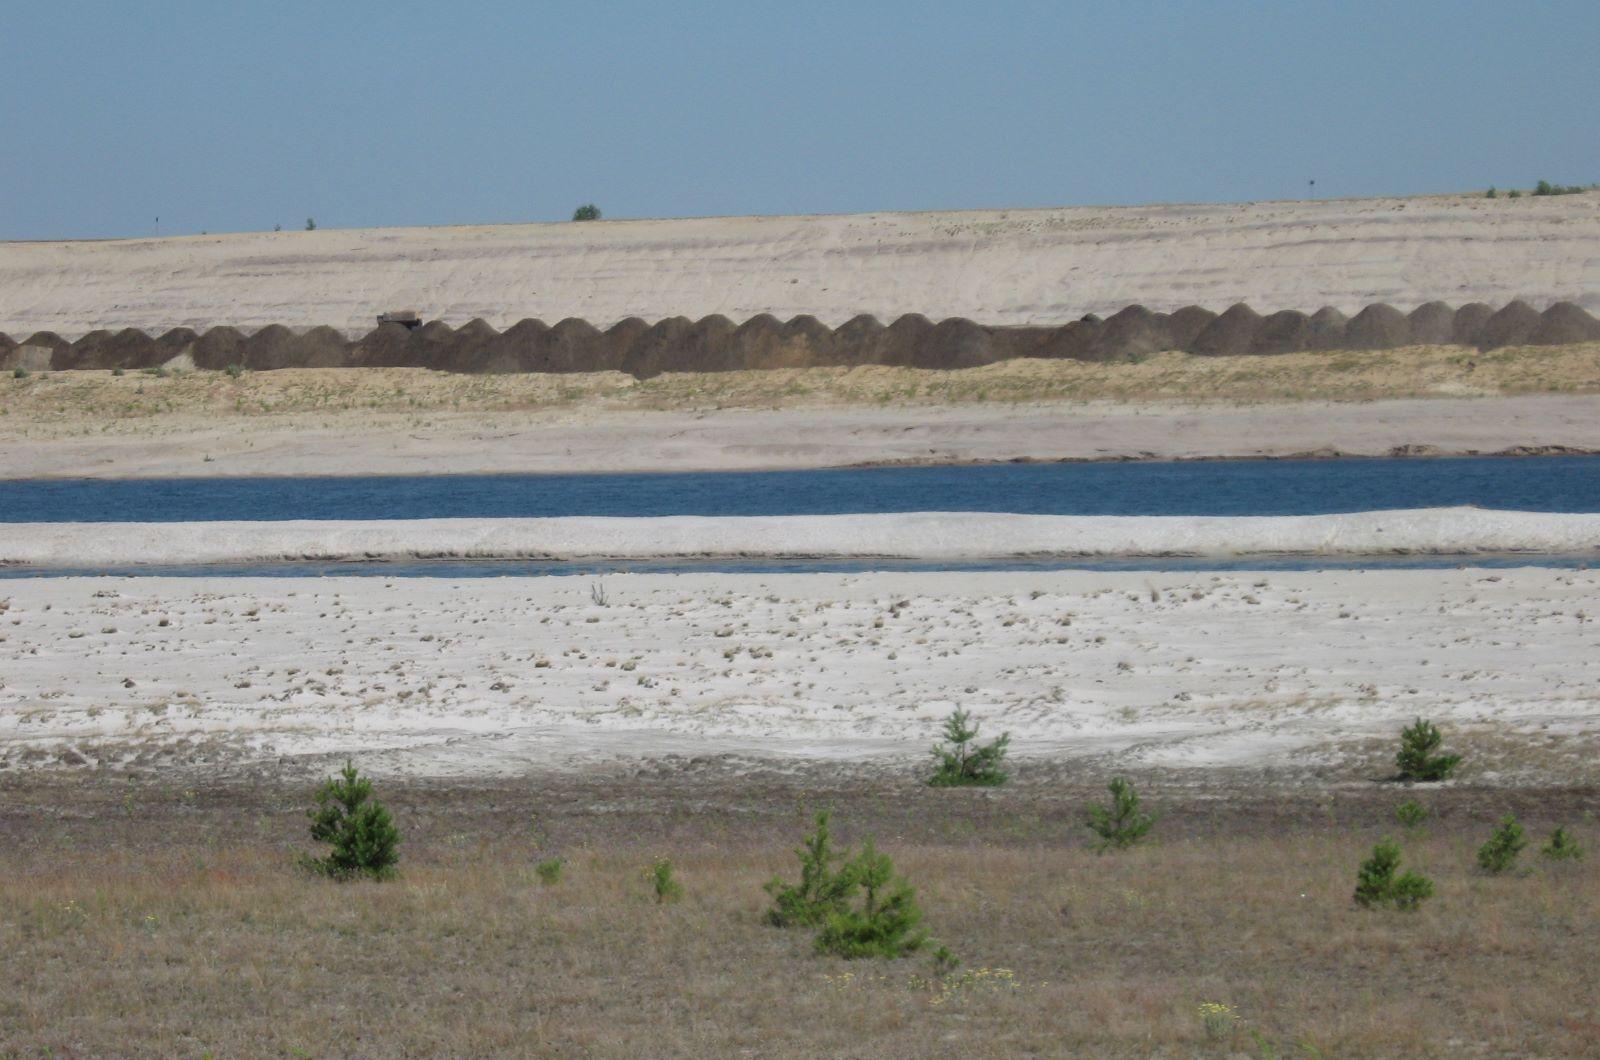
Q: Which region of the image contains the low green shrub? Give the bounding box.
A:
[1395,800,1429,829]
[304,760,400,881]
[1477,815,1526,874]
[765,810,856,927]
[1353,838,1433,909]
[928,707,1010,787]
[1533,180,1587,196]
[815,840,926,959]
[651,859,682,904]
[1541,826,1584,862]
[1086,776,1155,851]
[535,857,564,885]
[10,367,27,379]
[1395,718,1460,782]
[572,204,602,221]
[224,363,245,379]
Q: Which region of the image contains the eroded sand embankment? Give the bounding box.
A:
[4,509,1599,567]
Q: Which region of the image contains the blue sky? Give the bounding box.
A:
[4,0,1597,239]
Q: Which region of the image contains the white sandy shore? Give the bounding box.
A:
[4,509,1599,568]
[4,193,1597,338]
[7,395,1600,480]
[1,570,1595,780]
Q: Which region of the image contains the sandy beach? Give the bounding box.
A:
[6,383,1600,480]
[4,193,1598,339]
[5,509,1600,567]
[2,568,1595,782]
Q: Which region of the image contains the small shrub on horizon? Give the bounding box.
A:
[1353,838,1433,909]
[305,217,317,230]
[1086,776,1155,852]
[572,203,602,222]
[304,760,400,881]
[651,859,682,904]
[1485,186,1497,198]
[1541,826,1584,862]
[1508,188,1522,198]
[1477,815,1527,875]
[1395,718,1461,782]
[535,857,564,885]
[815,840,926,959]
[765,809,856,928]
[928,707,1010,787]
[11,367,27,379]
[1395,800,1430,830]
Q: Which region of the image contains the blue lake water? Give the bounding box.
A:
[4,456,1598,576]
[5,455,1600,523]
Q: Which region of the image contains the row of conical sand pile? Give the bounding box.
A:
[4,301,1597,377]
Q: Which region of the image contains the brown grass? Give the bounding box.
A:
[1,769,1596,1057]
[3,342,1600,440]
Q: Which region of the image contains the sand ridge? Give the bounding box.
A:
[3,193,1597,339]
[5,509,1600,568]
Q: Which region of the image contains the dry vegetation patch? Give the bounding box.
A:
[0,770,1596,1056]
[4,342,1600,440]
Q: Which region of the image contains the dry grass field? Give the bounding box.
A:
[1,766,1595,1057]
[5,343,1600,439]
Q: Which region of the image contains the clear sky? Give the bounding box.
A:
[4,0,1597,239]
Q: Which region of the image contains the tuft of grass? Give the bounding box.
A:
[535,857,565,885]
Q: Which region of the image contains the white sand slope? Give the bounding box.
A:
[4,509,1598,567]
[3,193,1597,339]
[1,570,1596,780]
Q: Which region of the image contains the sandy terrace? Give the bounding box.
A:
[6,345,1600,477]
[3,193,1598,339]
[2,569,1596,782]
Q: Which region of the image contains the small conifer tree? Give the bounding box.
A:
[1477,815,1526,874]
[815,840,926,958]
[305,760,400,880]
[1395,718,1461,782]
[1086,776,1155,851]
[651,859,682,903]
[1353,838,1433,909]
[1540,826,1584,862]
[1395,800,1429,829]
[928,708,1010,787]
[765,810,856,927]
